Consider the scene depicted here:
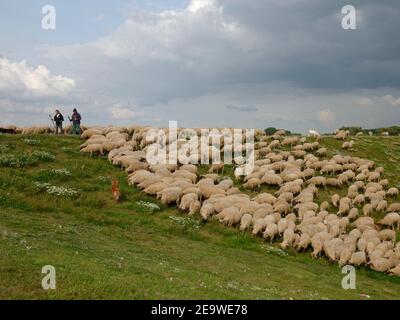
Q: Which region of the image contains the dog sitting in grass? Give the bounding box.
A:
[111,179,121,202]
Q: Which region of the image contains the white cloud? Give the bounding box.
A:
[383,95,400,106]
[110,106,143,120]
[0,57,76,99]
[318,109,335,124]
[5,1,400,131]
[355,97,373,106]
[188,0,215,13]
[93,0,247,71]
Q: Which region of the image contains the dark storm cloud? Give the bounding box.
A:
[2,0,400,131]
[216,0,400,90]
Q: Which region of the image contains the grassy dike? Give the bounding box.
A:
[0,134,400,299]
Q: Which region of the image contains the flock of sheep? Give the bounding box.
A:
[6,124,400,276]
[0,125,90,135]
[71,125,400,277]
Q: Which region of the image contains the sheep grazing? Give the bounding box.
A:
[353,216,375,230]
[368,258,392,272]
[143,182,168,195]
[335,130,349,140]
[387,187,399,197]
[307,176,326,187]
[239,214,253,231]
[348,207,359,220]
[320,201,329,211]
[263,223,279,242]
[376,200,388,212]
[389,265,400,276]
[252,218,267,236]
[341,140,354,150]
[80,144,104,156]
[331,194,340,208]
[316,148,327,156]
[198,184,226,199]
[243,178,261,190]
[59,124,400,277]
[339,245,354,267]
[349,251,367,266]
[337,202,350,216]
[388,203,400,212]
[253,193,277,205]
[179,193,198,212]
[189,200,201,215]
[200,203,215,220]
[157,187,183,205]
[209,163,224,174]
[353,194,365,205]
[280,226,296,249]
[363,204,373,216]
[378,229,397,242]
[311,233,329,259]
[378,212,400,230]
[296,233,311,252]
[219,207,242,227]
[326,178,342,188]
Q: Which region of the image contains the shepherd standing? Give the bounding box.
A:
[70,108,82,135]
[53,110,64,134]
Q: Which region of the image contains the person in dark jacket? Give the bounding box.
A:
[70,108,82,135]
[54,110,64,134]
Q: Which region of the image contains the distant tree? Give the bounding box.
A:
[339,126,363,136]
[386,126,400,135]
[338,125,400,136]
[264,127,277,135]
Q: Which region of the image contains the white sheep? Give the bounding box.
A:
[387,187,399,197]
[157,187,183,205]
[349,251,367,266]
[179,193,198,212]
[263,223,279,242]
[252,218,267,236]
[280,226,296,249]
[200,203,215,220]
[80,144,105,156]
[189,200,201,215]
[389,265,400,276]
[240,214,253,231]
[388,203,400,212]
[341,140,354,150]
[378,229,396,242]
[378,212,400,230]
[243,178,261,190]
[220,207,242,227]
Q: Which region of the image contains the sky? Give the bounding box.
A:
[1,0,400,133]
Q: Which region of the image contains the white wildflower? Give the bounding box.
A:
[50,168,71,176]
[136,200,160,212]
[169,216,200,230]
[34,181,78,198]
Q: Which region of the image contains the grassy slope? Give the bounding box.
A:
[0,134,400,300]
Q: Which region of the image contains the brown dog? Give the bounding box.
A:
[111,179,121,202]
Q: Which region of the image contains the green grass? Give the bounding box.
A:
[0,134,400,299]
